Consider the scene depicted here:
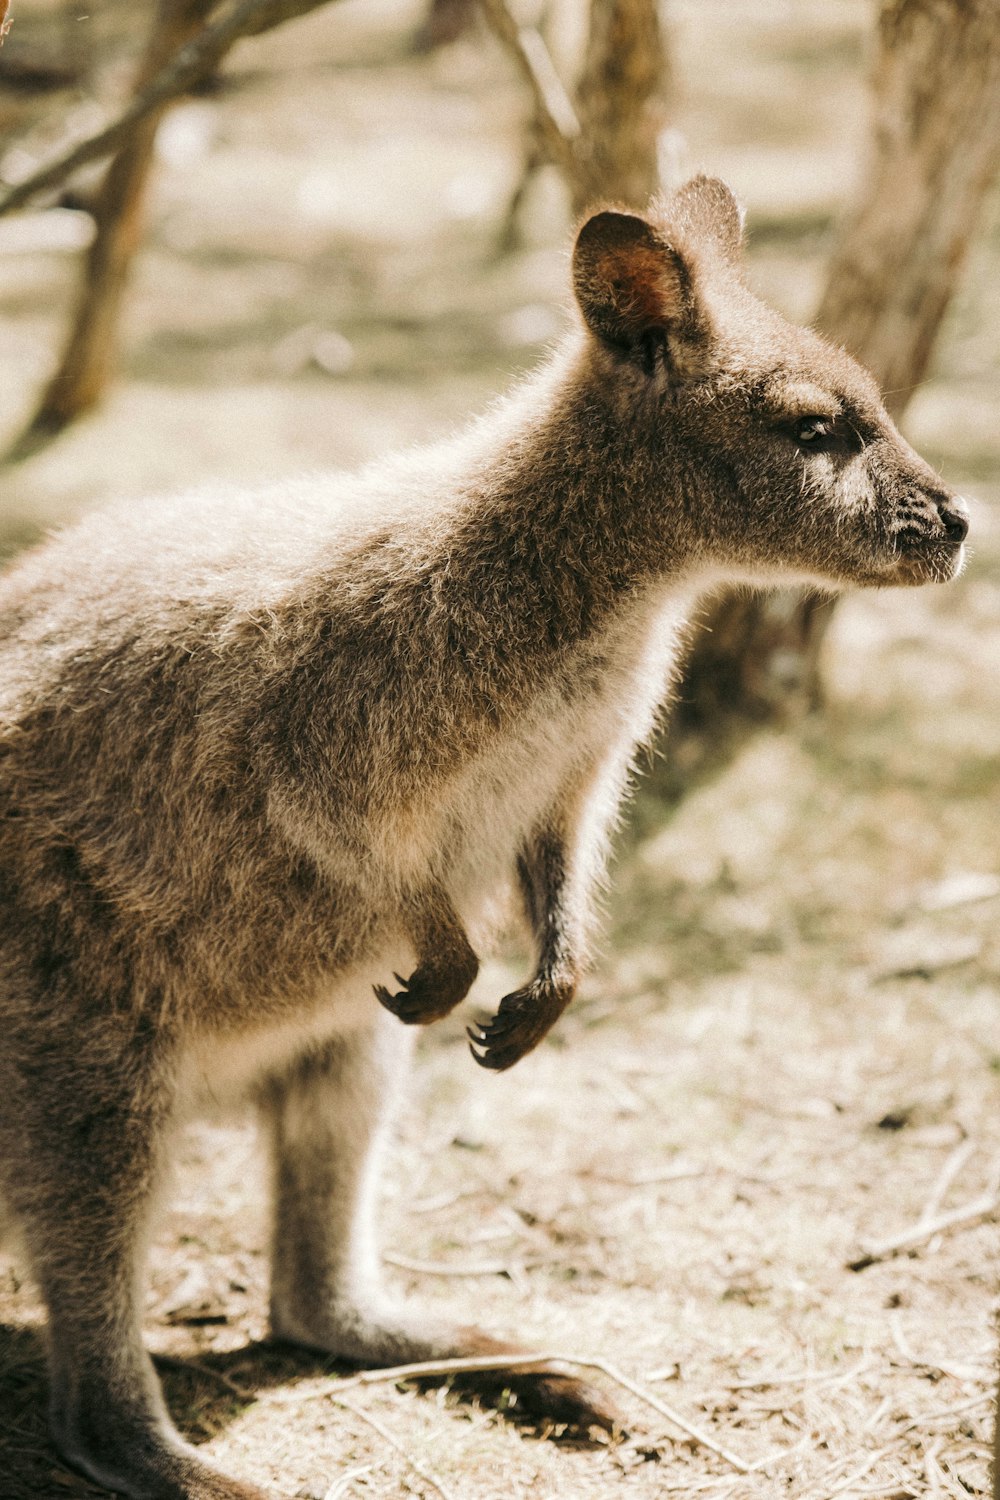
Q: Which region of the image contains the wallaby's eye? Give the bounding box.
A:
[795,416,833,446]
[783,413,863,454]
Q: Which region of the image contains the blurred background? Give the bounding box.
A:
[0,2,999,1497]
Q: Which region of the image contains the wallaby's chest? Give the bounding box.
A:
[397,586,695,907]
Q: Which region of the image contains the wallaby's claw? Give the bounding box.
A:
[374,956,477,1026]
[373,972,441,1025]
[467,978,575,1071]
[467,1012,540,1071]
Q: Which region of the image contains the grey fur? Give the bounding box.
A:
[0,178,968,1497]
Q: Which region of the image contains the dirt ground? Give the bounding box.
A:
[0,2,998,1497]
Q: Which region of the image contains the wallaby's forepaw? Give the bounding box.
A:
[374,969,449,1024]
[467,976,575,1071]
[375,954,479,1026]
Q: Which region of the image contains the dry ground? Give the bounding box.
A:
[0,2,998,1497]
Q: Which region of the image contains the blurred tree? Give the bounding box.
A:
[666,0,1000,789]
[482,0,668,248]
[3,0,668,452]
[572,0,667,212]
[414,0,477,52]
[1,0,341,462]
[7,0,217,461]
[0,0,91,89]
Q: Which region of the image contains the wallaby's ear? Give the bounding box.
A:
[572,210,696,360]
[667,175,745,263]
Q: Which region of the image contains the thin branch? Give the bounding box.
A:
[0,0,11,47]
[269,1350,755,1473]
[720,1356,873,1392]
[323,1465,374,1500]
[848,1182,1000,1270]
[516,26,579,141]
[899,1392,995,1432]
[0,0,339,220]
[331,1394,456,1500]
[824,1447,895,1497]
[477,0,580,179]
[918,1139,975,1227]
[890,1310,993,1383]
[382,1251,511,1277]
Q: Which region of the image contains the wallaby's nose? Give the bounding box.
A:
[937,493,969,544]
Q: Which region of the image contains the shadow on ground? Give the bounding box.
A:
[0,1319,615,1498]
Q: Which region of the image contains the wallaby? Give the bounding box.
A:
[0,177,968,1499]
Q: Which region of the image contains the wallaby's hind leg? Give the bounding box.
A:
[2,1028,268,1500]
[262,1016,621,1432]
[374,884,479,1026]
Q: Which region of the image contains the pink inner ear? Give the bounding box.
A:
[598,241,684,335]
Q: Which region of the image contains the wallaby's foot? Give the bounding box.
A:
[374,949,479,1026]
[472,1363,623,1433]
[467,975,575,1071]
[271,1300,622,1436]
[443,1326,624,1435]
[53,1415,270,1500]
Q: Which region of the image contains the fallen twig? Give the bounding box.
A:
[661,1479,742,1498]
[722,1356,873,1392]
[918,1139,975,1226]
[0,0,341,220]
[900,1392,995,1431]
[323,1465,373,1500]
[743,1432,816,1474]
[269,1350,754,1472]
[331,1394,455,1500]
[923,1436,946,1500]
[890,1313,993,1384]
[586,1162,709,1187]
[847,1184,1000,1270]
[382,1251,511,1277]
[825,1446,895,1497]
[408,1186,485,1214]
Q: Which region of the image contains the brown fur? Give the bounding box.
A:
[0,178,968,1497]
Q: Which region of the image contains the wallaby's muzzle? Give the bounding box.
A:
[887,484,970,585]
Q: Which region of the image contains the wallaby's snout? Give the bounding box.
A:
[935,490,969,545]
[878,442,970,585]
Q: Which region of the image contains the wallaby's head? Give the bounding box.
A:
[572,175,968,590]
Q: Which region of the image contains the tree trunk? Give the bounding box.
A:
[8,0,218,462]
[494,0,669,249]
[666,0,1000,792]
[414,0,477,53]
[571,0,667,214]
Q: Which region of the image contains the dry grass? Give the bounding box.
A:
[0,0,998,1495]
